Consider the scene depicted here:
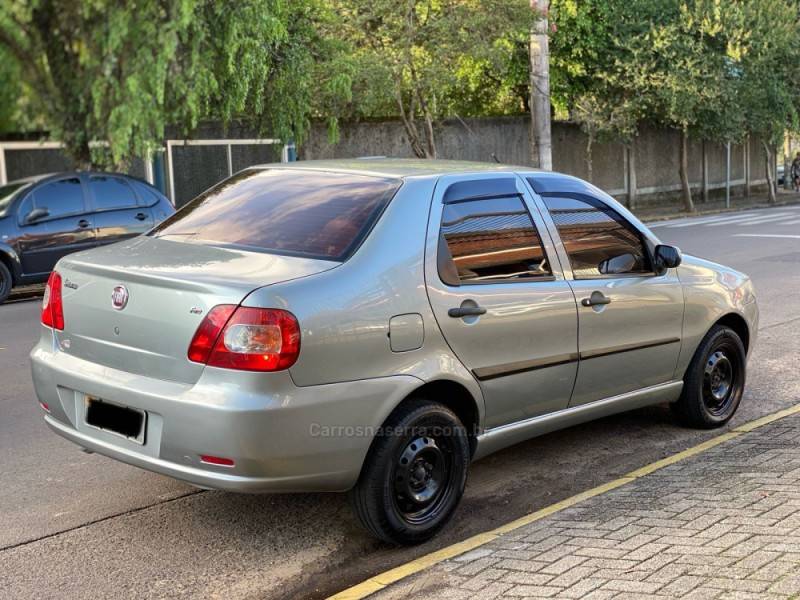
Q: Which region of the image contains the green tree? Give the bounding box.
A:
[332,0,533,158]
[551,0,800,209]
[0,0,345,168]
[730,0,800,203]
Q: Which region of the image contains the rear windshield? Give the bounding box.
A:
[150,169,401,260]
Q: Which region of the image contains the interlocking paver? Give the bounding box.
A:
[371,414,800,599]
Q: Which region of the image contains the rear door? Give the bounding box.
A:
[16,176,95,276]
[88,174,154,246]
[425,174,579,429]
[531,188,684,406]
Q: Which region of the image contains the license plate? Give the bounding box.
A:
[85,397,146,444]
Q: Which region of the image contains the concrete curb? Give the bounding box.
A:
[638,197,800,223]
[327,403,800,600]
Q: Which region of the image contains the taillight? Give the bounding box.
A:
[186,305,237,363]
[187,306,301,372]
[42,271,64,330]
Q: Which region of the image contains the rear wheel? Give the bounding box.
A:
[672,325,746,428]
[0,261,12,304]
[348,398,470,545]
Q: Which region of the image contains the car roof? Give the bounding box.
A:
[5,171,154,186]
[3,173,51,186]
[247,158,545,179]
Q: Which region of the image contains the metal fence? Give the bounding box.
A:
[0,138,288,208]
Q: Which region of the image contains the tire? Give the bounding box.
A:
[348,398,471,545]
[0,261,12,305]
[672,325,746,429]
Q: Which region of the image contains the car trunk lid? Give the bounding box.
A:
[54,236,337,384]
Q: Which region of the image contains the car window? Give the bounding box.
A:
[541,194,652,278]
[130,180,162,206]
[89,175,139,210]
[31,178,85,219]
[0,182,30,217]
[439,196,552,284]
[150,169,400,261]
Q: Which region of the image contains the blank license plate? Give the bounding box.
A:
[85,397,146,444]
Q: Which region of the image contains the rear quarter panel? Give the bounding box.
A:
[242,176,485,431]
[675,254,758,378]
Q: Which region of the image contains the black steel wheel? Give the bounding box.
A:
[0,261,12,304]
[673,324,746,428]
[349,398,470,545]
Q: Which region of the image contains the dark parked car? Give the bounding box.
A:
[0,172,174,303]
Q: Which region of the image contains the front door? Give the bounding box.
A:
[16,176,96,277]
[535,192,684,406]
[425,174,579,429]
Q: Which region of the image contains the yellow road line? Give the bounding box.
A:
[328,404,800,600]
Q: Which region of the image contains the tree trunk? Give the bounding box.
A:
[783,132,792,191]
[763,141,776,204]
[744,135,752,198]
[701,140,709,203]
[395,90,427,159]
[416,92,437,159]
[586,132,594,183]
[627,139,637,209]
[528,0,552,169]
[679,128,696,213]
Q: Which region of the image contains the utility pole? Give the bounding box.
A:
[529,0,552,170]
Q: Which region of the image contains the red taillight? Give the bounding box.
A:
[187,306,301,372]
[42,271,64,330]
[187,305,237,363]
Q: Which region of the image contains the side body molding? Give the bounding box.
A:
[473,380,683,460]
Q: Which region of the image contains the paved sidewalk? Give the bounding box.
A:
[373,414,800,599]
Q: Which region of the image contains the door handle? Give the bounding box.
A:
[135,213,147,221]
[448,306,487,318]
[78,219,90,229]
[581,291,611,307]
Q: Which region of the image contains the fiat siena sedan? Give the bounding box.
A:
[30,160,757,544]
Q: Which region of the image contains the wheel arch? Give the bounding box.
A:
[713,312,750,353]
[387,379,481,458]
[0,245,21,285]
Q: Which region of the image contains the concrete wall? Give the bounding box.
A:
[301,116,770,205]
[2,117,771,208]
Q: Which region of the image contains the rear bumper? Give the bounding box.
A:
[31,336,420,493]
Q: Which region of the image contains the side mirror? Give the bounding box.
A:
[599,252,636,275]
[655,244,682,272]
[25,207,50,224]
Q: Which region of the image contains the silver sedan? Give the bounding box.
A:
[30,160,758,544]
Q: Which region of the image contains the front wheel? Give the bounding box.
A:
[0,261,12,304]
[672,325,746,428]
[348,398,470,545]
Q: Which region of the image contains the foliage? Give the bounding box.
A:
[2,0,800,177]
[549,0,800,206]
[0,0,346,168]
[331,0,533,158]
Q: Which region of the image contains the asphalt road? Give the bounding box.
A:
[1,204,799,600]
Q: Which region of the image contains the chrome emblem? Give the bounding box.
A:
[64,279,79,290]
[111,285,129,310]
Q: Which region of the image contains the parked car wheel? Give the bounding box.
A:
[673,325,746,428]
[348,398,470,545]
[0,261,12,304]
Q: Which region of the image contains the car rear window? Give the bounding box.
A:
[150,169,401,260]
